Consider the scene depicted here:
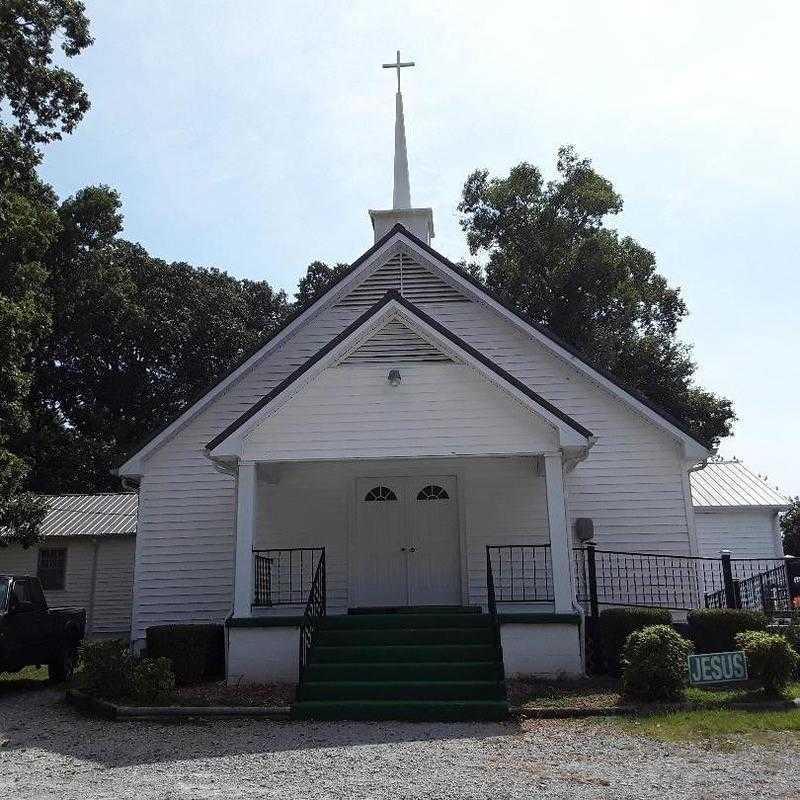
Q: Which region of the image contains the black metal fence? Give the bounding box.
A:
[253,547,324,606]
[486,542,798,614]
[574,544,797,614]
[486,544,554,602]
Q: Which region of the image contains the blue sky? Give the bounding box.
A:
[40,1,798,495]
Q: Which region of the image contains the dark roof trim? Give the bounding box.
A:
[394,225,709,450]
[206,290,592,451]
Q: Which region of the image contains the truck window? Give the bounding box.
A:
[29,579,47,609]
[11,579,32,606]
[0,578,8,611]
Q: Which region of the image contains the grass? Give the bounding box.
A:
[509,676,800,710]
[0,666,50,695]
[614,709,800,745]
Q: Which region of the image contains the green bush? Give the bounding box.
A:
[145,624,224,686]
[622,625,694,702]
[777,625,800,676]
[686,609,767,652]
[75,639,132,700]
[599,608,672,676]
[75,639,175,703]
[735,631,800,696]
[129,657,175,703]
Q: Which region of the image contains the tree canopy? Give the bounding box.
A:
[0,0,92,546]
[19,187,289,491]
[458,146,735,448]
[781,498,800,557]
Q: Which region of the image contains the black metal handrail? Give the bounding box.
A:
[486,544,554,602]
[253,547,323,606]
[485,546,504,674]
[298,549,326,685]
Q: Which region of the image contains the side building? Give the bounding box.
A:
[0,493,137,638]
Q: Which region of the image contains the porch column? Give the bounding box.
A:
[233,460,258,618]
[544,452,575,613]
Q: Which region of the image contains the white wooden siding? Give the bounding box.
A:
[131,248,695,639]
[0,537,134,636]
[254,457,548,613]
[695,510,783,560]
[91,537,136,635]
[242,364,558,462]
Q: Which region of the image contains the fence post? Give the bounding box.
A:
[786,556,798,609]
[583,542,603,674]
[720,549,738,609]
[586,542,599,619]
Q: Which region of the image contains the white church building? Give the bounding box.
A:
[117,56,718,717]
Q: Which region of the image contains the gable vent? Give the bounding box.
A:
[342,319,455,364]
[336,251,468,309]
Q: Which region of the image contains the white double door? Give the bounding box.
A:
[353,475,460,607]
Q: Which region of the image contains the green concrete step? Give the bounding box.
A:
[323,613,491,630]
[316,627,494,647]
[347,605,481,615]
[310,643,498,664]
[292,699,509,721]
[298,680,505,702]
[303,661,503,683]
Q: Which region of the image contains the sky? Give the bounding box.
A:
[39,1,798,495]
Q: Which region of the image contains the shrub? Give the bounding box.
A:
[735,631,800,695]
[75,639,175,703]
[75,639,132,700]
[599,608,672,676]
[779,625,800,676]
[146,624,225,686]
[129,657,175,703]
[622,625,694,702]
[686,609,767,653]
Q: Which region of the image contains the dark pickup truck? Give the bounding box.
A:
[0,575,86,681]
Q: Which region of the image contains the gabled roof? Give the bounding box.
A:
[39,493,138,537]
[206,291,593,455]
[118,224,709,475]
[691,460,790,510]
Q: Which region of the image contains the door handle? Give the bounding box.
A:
[408,547,416,553]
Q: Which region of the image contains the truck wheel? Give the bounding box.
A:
[48,648,77,683]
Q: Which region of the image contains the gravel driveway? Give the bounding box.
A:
[0,687,796,799]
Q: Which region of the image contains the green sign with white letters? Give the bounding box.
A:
[687,651,748,684]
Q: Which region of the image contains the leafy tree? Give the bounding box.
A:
[458,146,735,448]
[0,0,92,146]
[0,129,58,545]
[781,498,800,557]
[0,0,91,545]
[294,260,350,306]
[21,187,290,491]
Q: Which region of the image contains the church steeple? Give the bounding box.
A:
[369,51,434,245]
[392,89,411,209]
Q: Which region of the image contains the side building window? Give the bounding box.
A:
[37,548,67,591]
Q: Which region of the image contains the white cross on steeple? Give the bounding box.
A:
[382,50,415,93]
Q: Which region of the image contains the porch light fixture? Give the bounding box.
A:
[387,368,402,387]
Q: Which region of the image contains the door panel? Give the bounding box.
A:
[407,477,461,605]
[353,474,461,607]
[353,479,407,606]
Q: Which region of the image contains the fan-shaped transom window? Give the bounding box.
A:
[416,485,449,501]
[364,485,398,502]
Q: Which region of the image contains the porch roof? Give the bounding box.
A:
[205,291,594,459]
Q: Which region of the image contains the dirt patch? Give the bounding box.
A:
[169,681,295,707]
